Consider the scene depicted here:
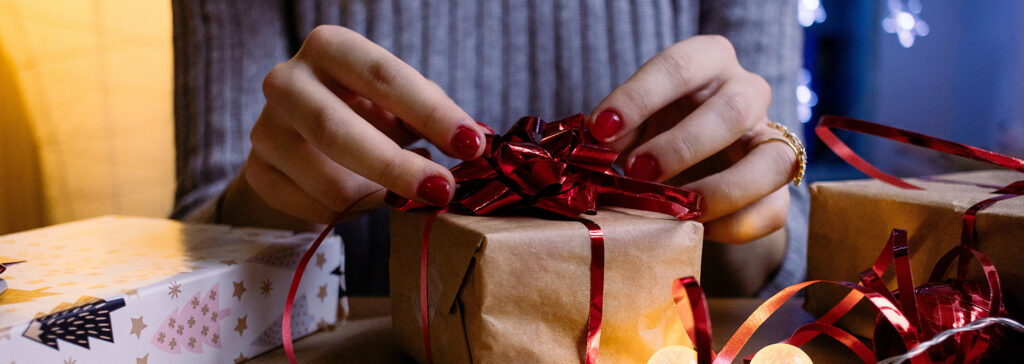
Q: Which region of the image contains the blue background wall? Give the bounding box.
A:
[805,1,1024,181]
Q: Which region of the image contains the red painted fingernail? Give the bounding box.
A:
[475,121,495,134]
[451,126,482,160]
[628,154,661,181]
[416,176,452,206]
[590,110,623,141]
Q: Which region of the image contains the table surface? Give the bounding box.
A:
[251,297,856,363]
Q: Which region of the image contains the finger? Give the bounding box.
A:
[251,110,385,212]
[587,35,740,144]
[680,123,798,221]
[623,72,771,182]
[299,25,485,160]
[329,84,420,146]
[703,186,789,245]
[262,62,455,206]
[244,152,339,224]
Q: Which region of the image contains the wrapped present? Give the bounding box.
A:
[0,216,346,363]
[805,116,1024,339]
[381,115,704,363]
[390,208,703,363]
[806,170,1023,337]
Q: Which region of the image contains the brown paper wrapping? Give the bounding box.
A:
[389,208,703,363]
[805,170,1023,338]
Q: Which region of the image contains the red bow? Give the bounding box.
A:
[387,114,702,220]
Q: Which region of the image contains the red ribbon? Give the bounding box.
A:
[814,116,1024,189]
[663,116,1021,364]
[387,114,703,364]
[282,193,378,364]
[671,229,925,364]
[815,115,1020,361]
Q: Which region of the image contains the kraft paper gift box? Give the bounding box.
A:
[389,208,703,363]
[0,216,346,363]
[805,170,1023,338]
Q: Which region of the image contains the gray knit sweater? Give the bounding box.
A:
[171,0,807,296]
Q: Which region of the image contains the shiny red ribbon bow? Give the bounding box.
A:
[388,114,702,220]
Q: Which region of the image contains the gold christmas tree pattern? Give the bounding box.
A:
[22,296,126,350]
[151,283,230,354]
[0,287,60,305]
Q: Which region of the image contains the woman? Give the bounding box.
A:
[171,0,807,297]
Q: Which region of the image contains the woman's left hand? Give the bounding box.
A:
[587,35,798,245]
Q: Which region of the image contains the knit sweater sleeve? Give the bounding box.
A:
[170,0,297,220]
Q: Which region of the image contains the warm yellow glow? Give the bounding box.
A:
[749,343,813,364]
[647,345,698,364]
[0,1,174,233]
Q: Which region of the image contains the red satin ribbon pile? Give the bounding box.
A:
[281,114,703,364]
[668,116,1022,364]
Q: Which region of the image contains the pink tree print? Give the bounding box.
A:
[151,283,231,354]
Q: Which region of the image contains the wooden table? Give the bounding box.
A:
[251,297,856,363]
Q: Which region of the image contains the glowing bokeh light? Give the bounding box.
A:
[796,68,817,123]
[883,0,929,48]
[749,343,813,364]
[798,0,826,27]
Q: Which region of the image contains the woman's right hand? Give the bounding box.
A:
[228,25,486,228]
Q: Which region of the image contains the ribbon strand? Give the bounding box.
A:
[664,116,1023,364]
[283,192,380,364]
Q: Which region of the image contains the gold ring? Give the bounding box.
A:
[758,121,807,187]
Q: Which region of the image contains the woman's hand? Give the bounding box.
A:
[225,25,487,230]
[588,35,797,245]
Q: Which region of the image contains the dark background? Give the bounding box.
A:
[804,0,1024,183]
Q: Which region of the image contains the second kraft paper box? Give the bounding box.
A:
[805,170,1023,338]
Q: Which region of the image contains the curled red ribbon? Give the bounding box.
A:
[387,114,702,364]
[815,115,1021,361]
[664,116,1021,364]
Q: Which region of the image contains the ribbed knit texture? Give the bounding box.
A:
[171,0,805,296]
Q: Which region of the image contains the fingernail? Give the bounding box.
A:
[475,121,495,134]
[451,126,482,160]
[416,175,452,206]
[590,110,623,141]
[628,154,661,181]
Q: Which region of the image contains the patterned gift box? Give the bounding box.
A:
[0,216,346,363]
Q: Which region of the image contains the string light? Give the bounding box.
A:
[796,68,818,124]
[796,0,824,123]
[798,0,827,27]
[882,0,930,48]
[877,317,1024,364]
